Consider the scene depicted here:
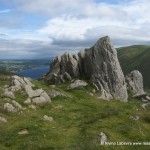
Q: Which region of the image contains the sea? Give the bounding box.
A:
[17,66,49,80]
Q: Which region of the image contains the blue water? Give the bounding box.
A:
[17,66,49,79]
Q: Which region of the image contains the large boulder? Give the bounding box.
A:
[46,36,128,101]
[126,70,145,97]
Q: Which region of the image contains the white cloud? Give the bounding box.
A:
[0,0,150,59]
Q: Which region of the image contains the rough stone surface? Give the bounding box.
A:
[32,96,51,104]
[46,36,128,101]
[126,70,145,96]
[24,98,32,104]
[49,90,66,98]
[3,89,15,99]
[0,116,7,123]
[4,103,17,112]
[29,105,36,110]
[99,132,107,145]
[12,100,22,110]
[3,75,51,106]
[68,80,88,89]
[43,115,53,122]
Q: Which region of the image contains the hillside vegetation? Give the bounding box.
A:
[0,72,150,150]
[117,45,150,89]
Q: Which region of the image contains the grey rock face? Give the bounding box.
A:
[126,70,145,96]
[46,36,128,101]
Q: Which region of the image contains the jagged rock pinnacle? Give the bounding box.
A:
[45,36,128,101]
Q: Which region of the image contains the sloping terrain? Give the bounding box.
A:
[0,72,150,150]
[117,45,150,89]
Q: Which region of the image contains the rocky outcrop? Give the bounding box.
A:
[45,36,128,101]
[126,70,145,97]
[3,75,51,105]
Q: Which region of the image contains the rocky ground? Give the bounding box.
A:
[0,72,150,150]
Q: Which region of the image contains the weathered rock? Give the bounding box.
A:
[46,36,128,101]
[40,92,51,102]
[24,85,43,98]
[49,90,66,98]
[130,115,140,121]
[4,103,17,112]
[9,75,34,92]
[83,37,128,101]
[43,115,53,122]
[32,95,51,104]
[68,80,88,89]
[3,89,15,99]
[24,98,32,104]
[12,100,22,110]
[18,129,29,135]
[141,103,150,110]
[63,72,72,81]
[99,132,107,145]
[29,105,36,110]
[126,70,145,97]
[0,116,7,123]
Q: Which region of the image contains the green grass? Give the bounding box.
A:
[0,73,150,150]
[117,45,150,89]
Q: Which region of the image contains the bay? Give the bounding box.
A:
[17,66,49,79]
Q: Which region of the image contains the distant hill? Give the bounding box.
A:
[117,45,150,89]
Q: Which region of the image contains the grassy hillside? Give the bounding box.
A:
[0,73,150,150]
[117,45,150,89]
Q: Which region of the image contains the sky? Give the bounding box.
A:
[0,0,150,59]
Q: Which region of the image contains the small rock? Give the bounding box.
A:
[68,80,88,89]
[0,116,7,123]
[29,105,36,110]
[89,92,94,96]
[146,96,150,101]
[92,89,96,93]
[3,89,15,99]
[141,103,150,110]
[130,115,140,121]
[43,115,53,122]
[12,100,22,110]
[24,98,32,104]
[99,132,107,145]
[55,105,63,109]
[40,92,51,102]
[49,89,66,98]
[4,103,17,112]
[32,96,51,104]
[18,129,29,135]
